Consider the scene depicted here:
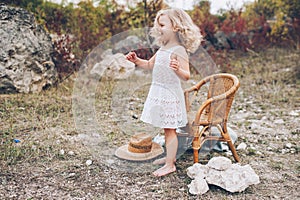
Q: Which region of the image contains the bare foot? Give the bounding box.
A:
[153,157,176,165]
[153,164,176,177]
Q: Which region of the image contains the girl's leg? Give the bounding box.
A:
[153,157,176,165]
[153,128,177,177]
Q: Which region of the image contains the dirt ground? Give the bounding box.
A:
[0,48,299,199]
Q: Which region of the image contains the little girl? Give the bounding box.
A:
[126,8,202,176]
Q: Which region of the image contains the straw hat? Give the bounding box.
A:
[115,133,164,161]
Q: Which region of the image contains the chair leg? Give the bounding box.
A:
[218,125,240,162]
[193,149,199,163]
[192,136,200,163]
[227,140,240,162]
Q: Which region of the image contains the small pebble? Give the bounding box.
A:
[289,111,299,116]
[285,143,292,148]
[281,149,288,154]
[106,159,114,165]
[59,149,65,155]
[274,119,284,124]
[86,160,93,166]
[237,142,247,150]
[132,114,138,119]
[68,173,76,177]
[267,147,272,151]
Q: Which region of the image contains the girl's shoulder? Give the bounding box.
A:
[171,45,188,57]
[173,45,186,52]
[160,45,187,54]
[161,45,185,51]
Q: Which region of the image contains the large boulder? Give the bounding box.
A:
[213,31,232,49]
[0,4,58,94]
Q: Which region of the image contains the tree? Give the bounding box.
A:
[190,1,219,42]
[244,0,300,48]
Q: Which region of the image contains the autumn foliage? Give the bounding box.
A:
[3,0,300,77]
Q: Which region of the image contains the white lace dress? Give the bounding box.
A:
[140,46,188,129]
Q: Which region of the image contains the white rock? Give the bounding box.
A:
[281,149,288,154]
[237,142,247,150]
[187,156,260,194]
[188,177,209,195]
[249,146,256,150]
[206,163,260,193]
[290,150,295,154]
[285,143,292,148]
[274,119,284,124]
[68,151,75,156]
[289,111,299,116]
[59,149,65,155]
[207,156,232,171]
[91,53,135,80]
[267,147,272,151]
[261,116,268,121]
[68,173,76,177]
[187,163,209,179]
[249,123,260,130]
[86,160,93,166]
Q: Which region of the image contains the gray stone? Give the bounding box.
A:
[214,31,231,49]
[237,142,247,150]
[0,4,58,93]
[91,53,135,80]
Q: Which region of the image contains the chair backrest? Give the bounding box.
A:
[207,74,239,124]
[185,73,240,126]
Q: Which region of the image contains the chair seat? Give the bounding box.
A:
[195,113,224,126]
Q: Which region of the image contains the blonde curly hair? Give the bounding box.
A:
[150,8,203,53]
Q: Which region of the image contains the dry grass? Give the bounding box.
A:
[0,47,299,199]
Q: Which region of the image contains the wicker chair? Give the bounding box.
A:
[184,73,240,163]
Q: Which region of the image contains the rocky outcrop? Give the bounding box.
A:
[0,4,58,94]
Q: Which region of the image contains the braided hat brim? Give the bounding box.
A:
[115,142,164,161]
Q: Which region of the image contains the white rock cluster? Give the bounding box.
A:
[187,156,260,195]
[90,50,135,80]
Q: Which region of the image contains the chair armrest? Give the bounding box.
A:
[193,98,213,125]
[184,79,207,112]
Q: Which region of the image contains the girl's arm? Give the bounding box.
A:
[170,47,190,81]
[126,52,156,70]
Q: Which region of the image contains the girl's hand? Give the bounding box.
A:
[169,54,179,71]
[126,52,138,63]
